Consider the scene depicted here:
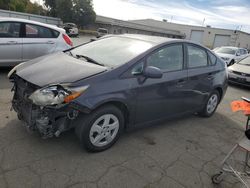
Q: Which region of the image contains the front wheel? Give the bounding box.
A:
[199,91,220,117]
[75,105,124,152]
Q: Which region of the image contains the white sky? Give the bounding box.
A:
[31,0,250,33]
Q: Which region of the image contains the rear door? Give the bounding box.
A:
[0,22,22,66]
[184,43,216,111]
[22,23,58,61]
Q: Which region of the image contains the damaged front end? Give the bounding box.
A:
[10,75,88,139]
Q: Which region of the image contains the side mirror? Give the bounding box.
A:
[236,52,240,56]
[143,66,163,79]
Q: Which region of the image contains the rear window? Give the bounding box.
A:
[71,36,153,67]
[25,24,58,38]
[0,22,20,38]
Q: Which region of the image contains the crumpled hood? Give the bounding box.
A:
[15,52,107,87]
[216,53,234,59]
[229,63,250,74]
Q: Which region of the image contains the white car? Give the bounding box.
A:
[63,23,79,37]
[0,17,73,66]
[213,46,248,66]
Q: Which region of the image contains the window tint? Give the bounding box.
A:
[0,22,20,38]
[147,44,183,71]
[132,61,144,75]
[187,45,208,68]
[240,49,247,55]
[208,51,217,66]
[25,24,55,38]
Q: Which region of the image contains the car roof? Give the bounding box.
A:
[0,17,65,32]
[112,34,180,45]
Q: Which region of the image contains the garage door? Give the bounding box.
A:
[213,35,230,49]
[190,30,204,44]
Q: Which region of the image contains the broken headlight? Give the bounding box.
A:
[29,85,89,106]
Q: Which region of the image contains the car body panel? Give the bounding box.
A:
[15,52,107,87]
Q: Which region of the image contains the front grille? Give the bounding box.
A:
[12,75,40,124]
[232,71,250,77]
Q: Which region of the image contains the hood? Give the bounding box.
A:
[229,63,250,74]
[15,52,107,87]
[215,53,235,59]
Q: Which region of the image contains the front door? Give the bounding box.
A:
[0,22,22,66]
[134,43,188,124]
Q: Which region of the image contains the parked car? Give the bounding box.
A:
[213,46,248,66]
[97,28,108,38]
[0,17,73,66]
[228,56,250,87]
[63,23,79,37]
[8,34,228,152]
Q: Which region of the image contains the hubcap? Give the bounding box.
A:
[207,94,218,114]
[89,114,119,147]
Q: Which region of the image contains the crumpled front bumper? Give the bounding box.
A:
[11,75,79,138]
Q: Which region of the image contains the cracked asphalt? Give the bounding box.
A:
[1,35,250,188]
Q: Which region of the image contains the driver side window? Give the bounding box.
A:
[147,44,183,72]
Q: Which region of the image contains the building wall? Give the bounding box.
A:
[131,19,250,50]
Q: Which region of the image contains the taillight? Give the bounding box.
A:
[63,34,73,46]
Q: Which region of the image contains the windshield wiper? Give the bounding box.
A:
[75,54,104,66]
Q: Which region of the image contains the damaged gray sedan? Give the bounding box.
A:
[8,34,227,152]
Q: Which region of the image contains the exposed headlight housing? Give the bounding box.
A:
[29,85,89,106]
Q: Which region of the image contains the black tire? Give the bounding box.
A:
[198,90,220,117]
[75,105,125,152]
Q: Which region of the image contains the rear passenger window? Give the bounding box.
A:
[147,44,183,72]
[208,51,217,66]
[25,24,56,38]
[0,22,20,38]
[187,45,208,68]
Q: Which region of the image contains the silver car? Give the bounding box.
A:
[0,17,73,66]
[228,56,250,87]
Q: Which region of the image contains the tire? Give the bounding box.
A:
[75,105,125,152]
[199,90,220,117]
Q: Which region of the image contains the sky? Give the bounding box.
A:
[32,0,250,33]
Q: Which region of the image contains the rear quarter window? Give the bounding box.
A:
[208,51,217,66]
[25,24,59,38]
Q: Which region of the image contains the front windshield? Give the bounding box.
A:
[215,47,236,55]
[238,56,250,66]
[70,36,153,67]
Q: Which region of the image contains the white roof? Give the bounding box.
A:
[0,17,65,32]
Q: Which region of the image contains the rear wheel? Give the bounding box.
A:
[75,105,124,152]
[199,90,220,117]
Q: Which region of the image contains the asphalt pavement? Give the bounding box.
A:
[0,35,250,188]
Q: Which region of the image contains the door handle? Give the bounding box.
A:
[7,41,17,44]
[47,41,55,44]
[207,73,214,80]
[176,79,186,87]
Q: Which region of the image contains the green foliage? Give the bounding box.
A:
[0,0,46,15]
[44,0,96,26]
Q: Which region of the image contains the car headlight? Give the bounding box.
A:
[29,85,89,106]
[228,69,233,73]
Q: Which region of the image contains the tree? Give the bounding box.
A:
[72,0,96,27]
[26,2,46,15]
[44,0,96,27]
[0,0,10,10]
